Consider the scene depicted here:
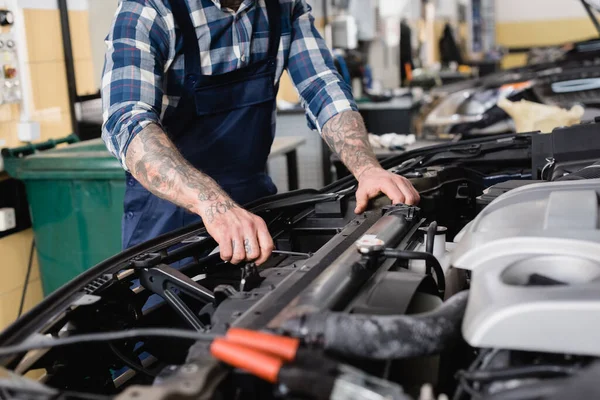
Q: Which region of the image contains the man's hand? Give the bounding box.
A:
[200,198,274,265]
[126,124,274,265]
[321,111,421,213]
[355,167,420,214]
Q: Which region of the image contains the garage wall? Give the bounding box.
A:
[0,0,97,329]
[496,0,599,68]
[89,0,118,89]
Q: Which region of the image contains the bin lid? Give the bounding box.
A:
[4,139,125,180]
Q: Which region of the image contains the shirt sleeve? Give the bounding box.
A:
[286,0,358,132]
[101,0,171,170]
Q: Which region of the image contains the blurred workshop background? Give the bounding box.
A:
[1,0,599,329]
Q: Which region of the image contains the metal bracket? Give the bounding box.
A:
[240,263,264,292]
[115,360,228,400]
[139,264,215,331]
[131,252,164,268]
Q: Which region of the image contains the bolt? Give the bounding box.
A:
[232,311,242,318]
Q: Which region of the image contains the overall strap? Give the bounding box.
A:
[170,0,202,78]
[265,0,282,60]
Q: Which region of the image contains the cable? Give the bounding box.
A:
[419,178,482,195]
[383,249,446,296]
[424,221,438,276]
[425,221,437,256]
[453,349,496,400]
[541,158,555,181]
[108,343,157,378]
[17,239,35,318]
[457,379,482,399]
[272,250,312,258]
[460,365,576,382]
[0,328,219,358]
[582,0,600,36]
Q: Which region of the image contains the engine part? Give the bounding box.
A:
[381,249,446,297]
[417,222,447,272]
[425,222,437,256]
[210,330,410,400]
[543,362,600,400]
[476,180,541,211]
[284,291,468,360]
[267,205,419,327]
[555,160,600,181]
[480,380,566,400]
[115,360,228,400]
[454,179,600,356]
[345,270,441,316]
[330,364,411,400]
[139,264,215,331]
[532,121,600,180]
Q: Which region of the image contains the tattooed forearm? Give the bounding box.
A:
[204,199,237,223]
[322,111,380,178]
[125,123,237,217]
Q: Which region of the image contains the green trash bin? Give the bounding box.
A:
[3,136,126,295]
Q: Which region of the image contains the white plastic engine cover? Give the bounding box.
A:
[453,179,600,356]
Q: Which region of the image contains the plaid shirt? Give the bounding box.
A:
[102,0,357,169]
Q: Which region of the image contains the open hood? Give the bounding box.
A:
[582,0,600,35]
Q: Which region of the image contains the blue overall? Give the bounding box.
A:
[122,0,281,250]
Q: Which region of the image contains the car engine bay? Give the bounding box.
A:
[2,123,600,400]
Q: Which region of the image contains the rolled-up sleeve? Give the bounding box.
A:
[286,0,358,132]
[101,0,171,170]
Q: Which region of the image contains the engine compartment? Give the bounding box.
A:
[2,128,600,400]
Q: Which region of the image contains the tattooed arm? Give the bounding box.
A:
[322,111,420,213]
[125,124,234,219]
[125,124,274,264]
[321,110,380,179]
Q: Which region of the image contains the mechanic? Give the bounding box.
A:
[101,0,420,266]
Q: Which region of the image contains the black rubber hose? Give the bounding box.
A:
[425,221,437,255]
[0,329,218,358]
[425,221,437,276]
[108,343,157,378]
[384,249,446,296]
[289,291,468,360]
